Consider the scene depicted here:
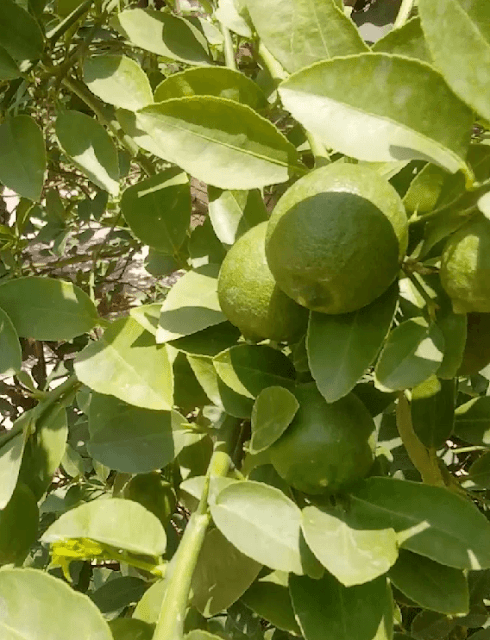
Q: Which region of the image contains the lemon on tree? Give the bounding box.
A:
[458,312,490,375]
[441,215,490,314]
[265,163,408,315]
[217,221,308,342]
[269,383,376,495]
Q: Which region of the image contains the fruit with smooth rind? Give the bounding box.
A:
[458,312,490,375]
[269,382,376,495]
[217,221,308,341]
[123,472,177,525]
[265,163,408,315]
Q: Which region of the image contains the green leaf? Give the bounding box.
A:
[181,476,238,507]
[55,110,120,196]
[42,498,167,557]
[454,397,490,445]
[134,97,303,190]
[308,283,398,403]
[375,318,445,392]
[210,480,305,574]
[189,218,226,269]
[0,412,31,509]
[301,505,398,587]
[389,549,469,615]
[403,164,448,215]
[373,16,431,62]
[109,619,154,640]
[90,577,147,614]
[208,188,268,246]
[88,393,198,473]
[435,301,467,380]
[215,0,251,37]
[83,54,153,111]
[192,527,262,617]
[154,67,267,109]
[0,569,112,639]
[121,168,191,253]
[130,302,162,336]
[247,0,367,73]
[169,322,241,357]
[467,451,490,490]
[0,307,21,376]
[410,610,455,640]
[0,0,44,61]
[0,116,45,201]
[112,8,210,65]
[157,265,226,343]
[0,46,20,80]
[0,483,38,565]
[251,386,299,454]
[411,376,455,449]
[348,477,490,570]
[0,276,98,341]
[419,0,490,123]
[133,579,166,624]
[290,573,393,640]
[279,53,473,175]
[74,316,173,411]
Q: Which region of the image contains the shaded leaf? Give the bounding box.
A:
[169,322,241,357]
[411,376,455,448]
[215,0,251,37]
[251,386,299,454]
[208,187,268,246]
[189,218,226,268]
[467,451,490,490]
[0,412,31,508]
[109,619,154,640]
[373,17,431,62]
[454,397,490,445]
[241,573,301,635]
[0,0,44,61]
[410,610,455,640]
[0,307,21,377]
[0,483,38,565]
[0,46,20,80]
[91,576,147,614]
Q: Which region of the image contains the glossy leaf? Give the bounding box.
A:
[241,573,301,635]
[389,549,469,615]
[301,505,398,587]
[375,318,444,392]
[157,265,226,343]
[208,187,268,246]
[411,376,455,448]
[56,110,120,196]
[83,54,153,111]
[0,116,46,201]
[74,316,173,411]
[42,498,167,557]
[0,46,20,80]
[454,397,490,445]
[0,411,31,509]
[0,307,21,376]
[348,477,490,570]
[251,386,299,454]
[134,97,303,190]
[121,169,191,253]
[88,393,198,473]
[0,0,44,61]
[0,483,38,565]
[308,283,398,403]
[113,8,210,65]
[0,276,98,341]
[0,569,112,639]
[154,67,267,109]
[373,17,431,62]
[279,53,473,175]
[246,0,367,73]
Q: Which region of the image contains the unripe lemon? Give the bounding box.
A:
[269,383,376,495]
[217,221,308,342]
[265,163,408,314]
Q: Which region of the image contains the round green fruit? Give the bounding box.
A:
[217,221,308,341]
[269,383,376,495]
[441,215,490,314]
[123,472,177,525]
[265,163,408,314]
[458,312,490,375]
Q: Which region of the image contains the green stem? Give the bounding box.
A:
[305,131,331,167]
[47,0,96,45]
[221,23,237,70]
[394,0,415,29]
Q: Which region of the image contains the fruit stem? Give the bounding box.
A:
[394,0,415,29]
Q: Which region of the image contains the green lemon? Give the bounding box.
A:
[265,163,408,314]
[123,472,177,525]
[269,383,376,495]
[217,221,308,341]
[441,215,490,314]
[458,312,490,375]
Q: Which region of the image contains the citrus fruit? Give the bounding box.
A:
[217,221,308,341]
[458,312,490,375]
[265,163,408,314]
[123,472,177,525]
[441,215,490,314]
[269,383,376,495]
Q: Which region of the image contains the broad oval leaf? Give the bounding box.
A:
[301,505,398,587]
[0,307,21,376]
[279,53,473,175]
[134,97,303,190]
[121,169,191,253]
[90,577,147,614]
[83,54,153,111]
[157,265,226,343]
[373,16,431,62]
[88,393,198,473]
[208,187,268,246]
[0,483,38,565]
[0,46,20,80]
[389,549,469,615]
[113,9,210,65]
[308,283,398,403]
[215,0,251,37]
[246,0,367,73]
[42,498,167,557]
[74,316,173,411]
[210,480,304,574]
[0,568,112,640]
[0,116,46,201]
[411,376,455,449]
[410,610,456,640]
[349,476,490,570]
[0,0,44,62]
[0,276,98,341]
[419,0,490,123]
[251,386,299,454]
[375,318,444,392]
[109,619,154,640]
[56,110,120,196]
[0,411,31,508]
[454,397,490,445]
[154,67,267,110]
[467,451,490,490]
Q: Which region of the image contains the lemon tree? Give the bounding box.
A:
[3,1,490,640]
